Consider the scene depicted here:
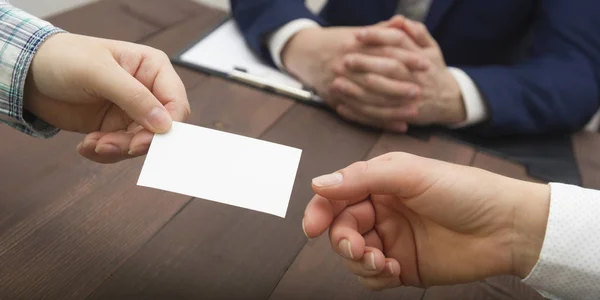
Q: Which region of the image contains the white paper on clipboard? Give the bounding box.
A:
[179,20,321,102]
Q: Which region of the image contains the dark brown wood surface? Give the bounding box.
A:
[0,0,597,299]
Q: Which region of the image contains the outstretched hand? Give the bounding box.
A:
[303,152,549,290]
[25,33,190,163]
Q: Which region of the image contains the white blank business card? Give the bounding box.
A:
[137,122,302,218]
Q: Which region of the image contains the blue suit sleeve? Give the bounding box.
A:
[230,0,327,66]
[461,0,600,135]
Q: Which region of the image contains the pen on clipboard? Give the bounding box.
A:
[230,67,322,103]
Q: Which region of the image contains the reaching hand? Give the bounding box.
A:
[303,152,549,290]
[24,33,190,163]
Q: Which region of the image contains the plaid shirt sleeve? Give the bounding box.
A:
[0,1,65,138]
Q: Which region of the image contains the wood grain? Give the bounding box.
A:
[141,12,227,93]
[472,152,540,182]
[46,0,158,40]
[87,104,382,299]
[116,0,214,28]
[367,133,475,164]
[184,76,295,136]
[0,156,190,300]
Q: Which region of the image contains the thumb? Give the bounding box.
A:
[91,61,173,133]
[311,153,439,204]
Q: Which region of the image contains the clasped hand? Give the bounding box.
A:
[284,16,466,132]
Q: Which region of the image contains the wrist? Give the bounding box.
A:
[440,69,467,125]
[281,27,323,78]
[510,182,550,279]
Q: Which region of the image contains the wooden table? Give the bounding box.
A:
[1,1,599,299]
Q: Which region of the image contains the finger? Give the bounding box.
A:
[339,100,418,122]
[385,15,409,30]
[96,131,134,156]
[312,153,438,203]
[150,57,191,122]
[303,194,348,238]
[332,80,419,122]
[77,132,130,164]
[109,42,191,124]
[343,53,412,80]
[357,27,419,51]
[128,129,153,156]
[359,47,430,71]
[329,200,376,260]
[343,247,387,277]
[358,259,403,290]
[331,77,395,107]
[364,229,384,251]
[346,72,421,99]
[78,131,103,153]
[402,19,436,48]
[337,105,409,133]
[91,60,173,134]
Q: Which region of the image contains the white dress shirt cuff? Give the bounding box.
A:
[584,109,600,132]
[447,67,488,128]
[523,183,600,300]
[267,19,321,70]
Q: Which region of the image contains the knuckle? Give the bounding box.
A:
[129,86,151,106]
[381,47,393,57]
[154,49,170,63]
[390,151,414,162]
[364,74,378,86]
[346,161,370,177]
[341,39,357,53]
[387,60,401,73]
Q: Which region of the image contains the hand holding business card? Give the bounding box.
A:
[137,122,302,218]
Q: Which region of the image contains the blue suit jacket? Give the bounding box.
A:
[231,0,600,135]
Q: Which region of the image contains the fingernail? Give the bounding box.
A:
[76,142,83,151]
[387,262,395,275]
[338,239,354,259]
[147,107,172,133]
[128,144,150,156]
[312,172,343,187]
[363,252,376,271]
[81,140,95,150]
[95,144,121,155]
[301,218,309,238]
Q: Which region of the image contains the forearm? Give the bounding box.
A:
[462,58,599,135]
[0,1,64,137]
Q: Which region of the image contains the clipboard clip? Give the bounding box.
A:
[229,67,321,103]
